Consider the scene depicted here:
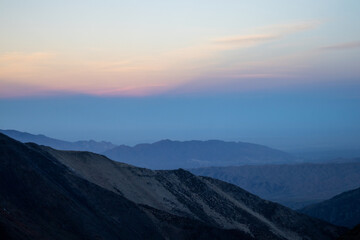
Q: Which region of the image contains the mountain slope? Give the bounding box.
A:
[190,163,360,209]
[103,139,296,169]
[42,144,345,240]
[0,133,250,240]
[337,224,360,240]
[0,133,162,240]
[300,187,360,228]
[0,129,116,153]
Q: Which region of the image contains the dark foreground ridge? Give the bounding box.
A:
[0,133,346,239]
[337,224,360,240]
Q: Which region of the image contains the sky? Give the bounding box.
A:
[1,0,360,150]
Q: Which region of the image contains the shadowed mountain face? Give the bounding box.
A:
[190,163,360,209]
[0,133,253,240]
[337,224,360,240]
[0,134,345,240]
[0,134,164,240]
[0,129,117,153]
[103,139,296,169]
[299,187,360,228]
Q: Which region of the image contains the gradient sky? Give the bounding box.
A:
[1,0,360,150]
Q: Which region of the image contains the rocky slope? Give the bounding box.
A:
[190,163,360,209]
[103,139,296,169]
[300,187,360,228]
[43,143,344,240]
[0,133,252,240]
[0,133,345,239]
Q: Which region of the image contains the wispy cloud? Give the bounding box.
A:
[269,20,322,34]
[213,34,278,45]
[212,21,321,47]
[320,41,360,50]
[93,84,169,97]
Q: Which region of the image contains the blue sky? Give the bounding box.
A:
[0,1,360,150]
[1,84,360,150]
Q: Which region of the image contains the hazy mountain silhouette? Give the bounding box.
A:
[1,130,298,169]
[103,139,297,169]
[0,129,117,153]
[291,149,360,162]
[0,133,345,240]
[300,187,360,228]
[190,163,360,209]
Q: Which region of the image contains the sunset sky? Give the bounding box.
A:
[1,0,360,150]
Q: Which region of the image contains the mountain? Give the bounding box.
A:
[337,224,360,240]
[0,133,162,240]
[0,133,256,240]
[0,129,117,153]
[190,163,360,209]
[0,133,345,240]
[103,139,296,169]
[1,130,297,169]
[299,187,360,228]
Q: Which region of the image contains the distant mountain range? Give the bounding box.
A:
[0,129,298,169]
[190,163,360,209]
[291,149,360,162]
[103,139,297,169]
[0,133,345,240]
[299,187,360,228]
[0,129,117,153]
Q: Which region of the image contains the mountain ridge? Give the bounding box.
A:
[0,133,345,240]
[190,163,360,209]
[0,129,117,153]
[39,142,344,239]
[299,187,360,228]
[103,139,297,169]
[1,129,298,169]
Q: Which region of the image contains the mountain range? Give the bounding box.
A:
[299,186,360,228]
[190,163,360,209]
[102,139,297,169]
[0,129,298,169]
[0,133,345,240]
[0,129,117,153]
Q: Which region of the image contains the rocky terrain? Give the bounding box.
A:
[0,133,346,239]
